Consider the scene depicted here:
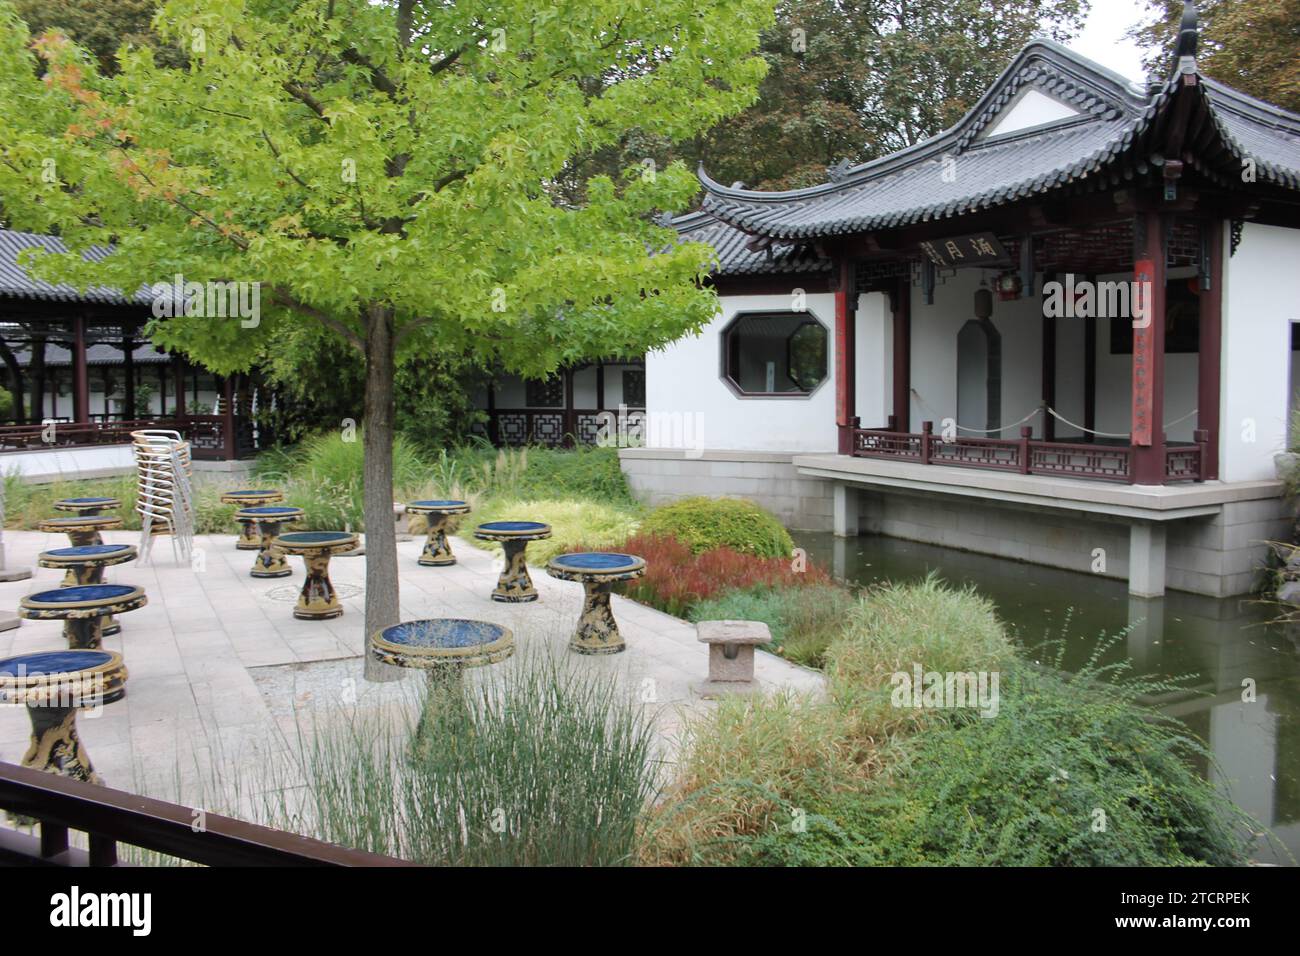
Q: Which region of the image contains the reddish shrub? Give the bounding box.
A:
[575,533,828,618]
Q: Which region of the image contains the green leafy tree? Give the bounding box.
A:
[1132,0,1300,112]
[0,0,774,673]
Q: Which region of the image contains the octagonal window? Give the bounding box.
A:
[722,312,828,396]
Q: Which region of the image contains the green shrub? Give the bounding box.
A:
[826,573,1015,735]
[197,652,657,866]
[688,583,853,668]
[468,497,641,565]
[639,497,793,558]
[650,578,1258,867]
[737,660,1258,867]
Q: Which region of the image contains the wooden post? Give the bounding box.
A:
[1084,308,1097,441]
[1198,221,1223,480]
[72,315,90,425]
[172,354,187,420]
[563,367,575,447]
[221,376,236,460]
[1130,212,1167,485]
[835,260,856,454]
[1041,272,1056,441]
[1019,426,1032,474]
[595,363,606,411]
[892,276,911,432]
[486,377,498,444]
[121,325,135,422]
[1193,428,1209,482]
[921,420,933,465]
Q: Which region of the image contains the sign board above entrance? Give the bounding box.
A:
[917,233,1010,268]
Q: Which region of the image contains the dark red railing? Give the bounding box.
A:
[486,407,645,447]
[0,760,413,866]
[848,421,1206,484]
[0,415,260,461]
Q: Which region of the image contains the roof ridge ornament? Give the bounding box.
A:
[1173,0,1199,62]
[827,158,853,183]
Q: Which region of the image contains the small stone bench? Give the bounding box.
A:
[696,619,771,698]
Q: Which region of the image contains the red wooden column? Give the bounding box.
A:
[171,354,187,420]
[1131,211,1168,484]
[220,376,236,460]
[1197,220,1223,480]
[891,275,911,431]
[834,259,857,454]
[1041,272,1057,441]
[71,314,90,425]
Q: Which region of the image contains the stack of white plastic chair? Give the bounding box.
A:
[131,429,195,565]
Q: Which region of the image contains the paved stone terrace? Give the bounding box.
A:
[0,527,822,814]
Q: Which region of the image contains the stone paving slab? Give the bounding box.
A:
[0,527,823,812]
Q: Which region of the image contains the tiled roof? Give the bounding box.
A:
[683,38,1300,259]
[0,230,153,306]
[673,211,831,275]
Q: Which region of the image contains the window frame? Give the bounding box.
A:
[718,309,831,400]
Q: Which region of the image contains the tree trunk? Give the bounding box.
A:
[362,303,403,682]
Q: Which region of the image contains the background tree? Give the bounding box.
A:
[559,0,1087,195]
[1132,0,1300,112]
[12,0,186,74]
[0,0,775,674]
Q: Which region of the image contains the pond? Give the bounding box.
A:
[794,530,1300,866]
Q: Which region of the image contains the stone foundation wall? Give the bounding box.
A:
[618,449,835,531]
[618,448,1290,598]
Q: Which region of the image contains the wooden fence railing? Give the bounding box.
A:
[0,760,412,867]
[848,421,1207,484]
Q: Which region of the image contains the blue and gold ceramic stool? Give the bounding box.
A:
[405,500,471,566]
[37,543,138,637]
[273,531,359,620]
[19,584,148,651]
[0,650,127,784]
[234,505,304,578]
[371,618,514,687]
[473,521,552,603]
[39,514,124,552]
[546,552,646,655]
[221,489,285,550]
[53,495,122,521]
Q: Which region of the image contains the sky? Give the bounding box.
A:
[1064,0,1157,82]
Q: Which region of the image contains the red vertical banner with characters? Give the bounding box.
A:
[1131,258,1155,447]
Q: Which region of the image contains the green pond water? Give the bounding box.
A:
[793,530,1300,866]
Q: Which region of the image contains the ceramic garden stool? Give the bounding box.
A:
[473,521,552,603]
[39,514,123,552]
[272,531,359,620]
[18,584,148,651]
[695,620,771,698]
[371,618,514,689]
[0,649,127,784]
[37,543,138,637]
[53,495,122,522]
[220,489,285,550]
[546,552,646,655]
[234,505,305,578]
[405,500,471,566]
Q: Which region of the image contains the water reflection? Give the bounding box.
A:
[801,531,1300,865]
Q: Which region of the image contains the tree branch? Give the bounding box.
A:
[268,287,364,351]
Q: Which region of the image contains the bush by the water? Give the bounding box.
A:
[688,583,853,668]
[618,533,829,618]
[640,497,793,559]
[645,579,1257,867]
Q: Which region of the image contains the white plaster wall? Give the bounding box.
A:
[907,269,1046,438]
[1222,222,1300,481]
[644,292,839,452]
[854,291,890,428]
[1090,267,1199,444]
